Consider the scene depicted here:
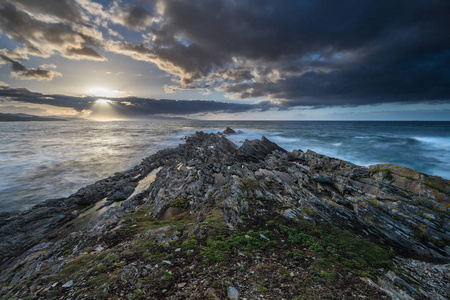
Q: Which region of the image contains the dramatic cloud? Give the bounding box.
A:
[0,0,449,108]
[0,54,61,81]
[138,0,450,106]
[12,69,61,81]
[109,1,153,31]
[12,0,84,23]
[0,86,275,117]
[0,1,105,61]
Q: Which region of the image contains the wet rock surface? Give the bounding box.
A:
[0,131,448,299]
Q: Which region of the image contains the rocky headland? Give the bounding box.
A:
[0,130,449,299]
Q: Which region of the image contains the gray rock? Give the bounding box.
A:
[62,280,73,288]
[236,136,287,162]
[223,127,237,135]
[228,286,239,299]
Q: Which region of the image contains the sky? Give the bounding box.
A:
[0,0,449,120]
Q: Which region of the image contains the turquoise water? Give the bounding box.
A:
[0,121,448,212]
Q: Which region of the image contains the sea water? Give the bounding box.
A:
[0,120,449,212]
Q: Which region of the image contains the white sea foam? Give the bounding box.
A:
[413,136,450,149]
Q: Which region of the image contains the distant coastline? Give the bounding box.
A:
[0,114,67,122]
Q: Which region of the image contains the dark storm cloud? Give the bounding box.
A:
[1,0,449,107]
[110,1,153,31]
[0,54,61,81]
[0,86,274,116]
[107,0,450,106]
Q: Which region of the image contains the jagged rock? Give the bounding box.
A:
[107,185,136,201]
[236,136,287,162]
[0,130,448,300]
[224,127,237,135]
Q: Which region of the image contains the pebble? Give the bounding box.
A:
[228,286,239,300]
[260,233,269,240]
[62,280,73,288]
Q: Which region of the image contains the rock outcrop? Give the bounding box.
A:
[223,127,237,135]
[0,131,448,299]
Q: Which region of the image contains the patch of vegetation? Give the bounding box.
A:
[320,271,336,282]
[161,270,174,282]
[130,289,144,299]
[119,205,191,235]
[53,254,98,280]
[33,204,394,300]
[170,197,190,208]
[266,221,393,274]
[279,268,291,277]
[181,239,198,250]
[240,179,259,191]
[369,168,393,181]
[201,230,274,263]
[398,175,415,181]
[257,283,269,293]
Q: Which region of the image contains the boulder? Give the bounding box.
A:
[223,127,237,135]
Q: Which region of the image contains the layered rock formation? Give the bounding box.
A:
[0,131,448,299]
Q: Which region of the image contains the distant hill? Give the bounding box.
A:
[0,113,67,122]
[144,115,193,121]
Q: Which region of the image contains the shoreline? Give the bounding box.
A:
[1,121,449,213]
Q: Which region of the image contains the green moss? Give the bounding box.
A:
[276,223,392,273]
[257,283,268,293]
[53,254,98,280]
[96,265,106,274]
[201,247,224,263]
[240,179,259,191]
[181,239,198,250]
[130,289,143,299]
[279,268,291,277]
[200,229,274,264]
[265,220,276,227]
[320,271,336,282]
[161,270,174,282]
[170,198,190,208]
[104,254,119,264]
[237,266,246,272]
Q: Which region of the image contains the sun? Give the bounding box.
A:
[87,87,118,98]
[95,98,112,104]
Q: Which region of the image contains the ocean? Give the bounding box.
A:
[0,120,449,212]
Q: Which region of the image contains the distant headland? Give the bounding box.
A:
[0,113,67,122]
